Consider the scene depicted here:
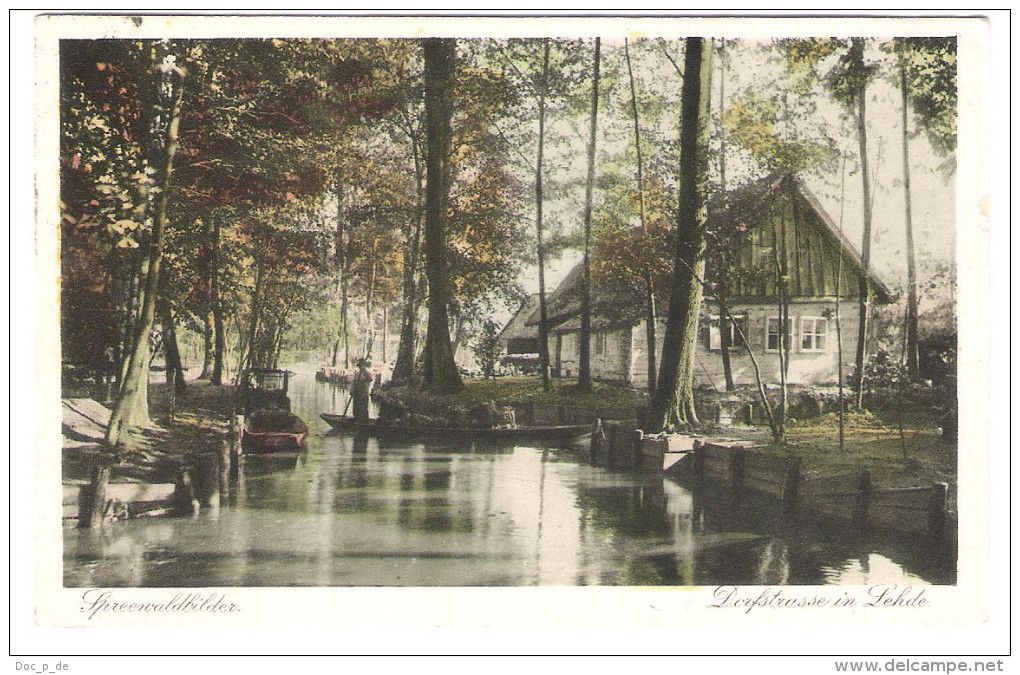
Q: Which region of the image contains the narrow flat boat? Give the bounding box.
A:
[243,409,309,454]
[319,412,590,444]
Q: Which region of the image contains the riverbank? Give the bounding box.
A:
[375,376,646,427]
[707,401,957,516]
[372,376,955,514]
[62,380,234,485]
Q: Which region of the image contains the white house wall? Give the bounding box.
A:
[550,326,632,382]
[625,300,863,390]
[547,301,866,390]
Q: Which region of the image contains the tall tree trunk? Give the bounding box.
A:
[210,215,226,385]
[718,296,735,392]
[272,319,286,369]
[391,133,425,386]
[199,308,214,379]
[198,219,214,380]
[333,181,352,370]
[421,38,463,393]
[772,192,793,436]
[232,314,247,384]
[341,236,353,370]
[382,304,388,365]
[836,156,848,452]
[244,259,265,371]
[364,237,378,358]
[647,37,712,433]
[625,37,658,397]
[578,37,601,391]
[106,47,184,447]
[119,252,146,388]
[716,40,734,392]
[899,42,920,381]
[535,39,552,392]
[159,298,186,397]
[852,40,874,408]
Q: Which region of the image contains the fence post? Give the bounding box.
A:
[692,440,705,489]
[782,456,802,515]
[928,482,949,543]
[78,461,111,529]
[852,470,872,534]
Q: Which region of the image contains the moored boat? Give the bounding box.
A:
[319,412,590,444]
[243,409,309,454]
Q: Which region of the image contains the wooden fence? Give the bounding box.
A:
[587,422,951,543]
[686,440,949,541]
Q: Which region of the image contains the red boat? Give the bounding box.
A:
[242,409,309,454]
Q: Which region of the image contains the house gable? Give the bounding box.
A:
[713,175,893,303]
[497,293,543,354]
[527,173,893,352]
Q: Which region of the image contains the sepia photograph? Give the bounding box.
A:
[15,10,1005,660]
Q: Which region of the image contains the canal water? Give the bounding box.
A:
[64,370,954,587]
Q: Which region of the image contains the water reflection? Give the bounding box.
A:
[63,370,951,587]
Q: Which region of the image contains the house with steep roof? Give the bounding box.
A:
[497,293,543,356]
[520,175,893,389]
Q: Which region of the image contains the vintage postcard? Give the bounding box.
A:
[17,11,1004,656]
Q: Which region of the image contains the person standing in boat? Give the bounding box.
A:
[351,358,374,423]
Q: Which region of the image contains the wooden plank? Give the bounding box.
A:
[701,444,731,480]
[870,506,929,532]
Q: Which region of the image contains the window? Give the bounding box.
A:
[800,316,829,352]
[766,317,792,352]
[709,315,748,351]
[595,330,607,356]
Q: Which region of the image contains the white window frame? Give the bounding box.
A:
[799,316,829,353]
[708,315,749,351]
[765,316,793,353]
[595,330,607,356]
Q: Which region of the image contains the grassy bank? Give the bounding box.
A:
[719,410,957,516]
[377,376,646,425]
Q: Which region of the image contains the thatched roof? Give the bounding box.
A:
[526,174,893,329]
[497,293,543,342]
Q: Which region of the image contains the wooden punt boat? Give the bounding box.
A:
[319,413,590,444]
[243,409,309,454]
